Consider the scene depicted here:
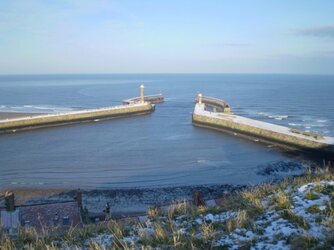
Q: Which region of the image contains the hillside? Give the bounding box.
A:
[1,168,333,249]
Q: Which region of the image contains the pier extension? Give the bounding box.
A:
[123,85,164,105]
[192,94,334,158]
[0,85,155,134]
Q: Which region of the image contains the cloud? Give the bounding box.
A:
[295,25,334,38]
[312,50,334,57]
[211,43,250,47]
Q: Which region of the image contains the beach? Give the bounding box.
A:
[0,184,243,218]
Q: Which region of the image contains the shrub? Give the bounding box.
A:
[304,191,319,200]
[147,206,160,220]
[306,205,321,214]
[289,234,318,250]
[269,191,291,210]
[280,210,309,230]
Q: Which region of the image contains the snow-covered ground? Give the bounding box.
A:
[74,177,334,249]
[213,180,334,249]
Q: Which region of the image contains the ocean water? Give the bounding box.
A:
[0,74,333,189]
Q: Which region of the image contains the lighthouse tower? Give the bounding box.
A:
[140,84,145,103]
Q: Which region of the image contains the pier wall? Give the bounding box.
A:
[0,103,154,134]
[196,96,231,113]
[123,93,164,105]
[192,113,334,156]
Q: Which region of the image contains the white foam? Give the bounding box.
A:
[305,124,327,128]
[257,112,289,121]
[0,103,150,123]
[288,123,301,126]
[288,122,327,128]
[0,104,77,113]
[270,115,288,120]
[258,112,269,116]
[274,116,287,121]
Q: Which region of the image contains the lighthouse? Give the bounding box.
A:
[140,84,145,103]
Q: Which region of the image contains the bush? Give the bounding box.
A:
[280,210,309,230]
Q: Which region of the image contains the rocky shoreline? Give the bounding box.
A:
[1,160,319,218]
[1,184,245,218]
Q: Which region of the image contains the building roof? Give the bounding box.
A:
[19,201,82,232]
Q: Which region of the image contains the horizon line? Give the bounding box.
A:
[0,72,334,77]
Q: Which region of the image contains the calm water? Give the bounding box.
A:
[0,74,333,189]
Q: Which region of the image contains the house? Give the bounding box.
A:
[19,201,82,233]
[0,191,82,234]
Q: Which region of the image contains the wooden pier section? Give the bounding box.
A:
[192,94,334,158]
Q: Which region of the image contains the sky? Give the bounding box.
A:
[0,0,333,74]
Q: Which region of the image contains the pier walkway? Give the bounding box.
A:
[123,93,164,105]
[193,94,334,157]
[0,85,155,134]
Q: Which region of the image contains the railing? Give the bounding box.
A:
[123,93,164,104]
[196,95,231,112]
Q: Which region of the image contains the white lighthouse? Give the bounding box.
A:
[140,84,145,103]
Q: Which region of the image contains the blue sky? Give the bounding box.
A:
[0,0,333,74]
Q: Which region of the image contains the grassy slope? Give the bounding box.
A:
[1,168,334,250]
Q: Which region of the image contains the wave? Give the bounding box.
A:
[255,111,329,128]
[220,108,332,136]
[257,112,268,116]
[288,122,328,127]
[257,112,289,120]
[0,104,79,113]
[257,112,289,121]
[271,115,288,121]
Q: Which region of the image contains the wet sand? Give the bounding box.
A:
[0,112,45,120]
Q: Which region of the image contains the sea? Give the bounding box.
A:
[0,74,333,189]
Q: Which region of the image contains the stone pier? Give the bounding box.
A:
[0,85,155,134]
[192,94,334,158]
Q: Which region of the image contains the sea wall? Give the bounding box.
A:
[0,103,154,134]
[192,113,334,155]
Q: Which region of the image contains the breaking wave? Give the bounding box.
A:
[0,105,79,113]
[257,112,289,121]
